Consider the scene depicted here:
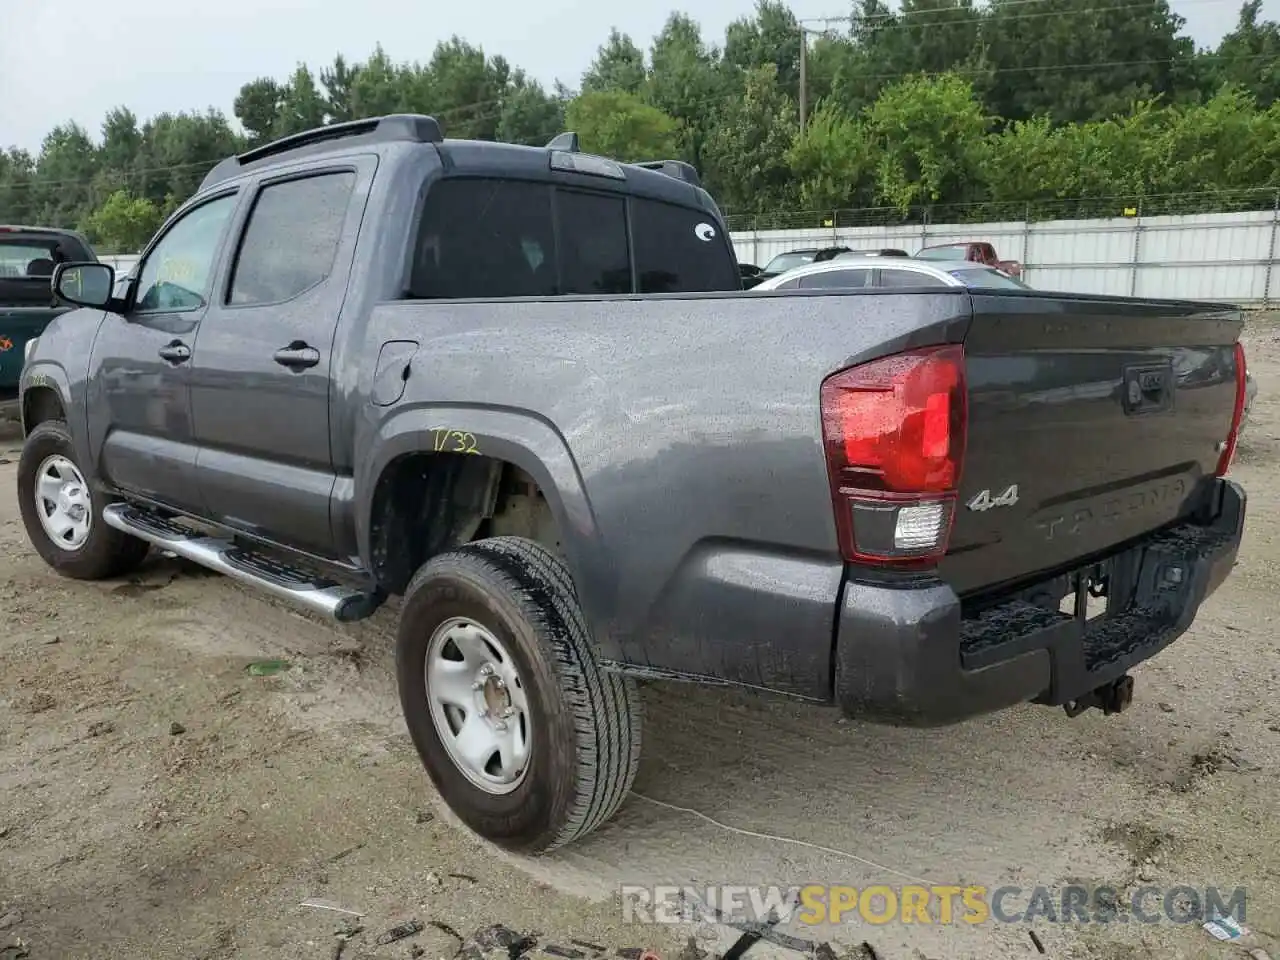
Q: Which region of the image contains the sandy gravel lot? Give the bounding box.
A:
[1,320,1278,960]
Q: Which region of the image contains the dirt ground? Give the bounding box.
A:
[2,322,1279,960]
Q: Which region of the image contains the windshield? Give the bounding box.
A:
[950,268,1030,289]
[763,251,816,274]
[916,244,970,261]
[0,241,57,278]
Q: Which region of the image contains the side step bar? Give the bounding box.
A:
[102,503,382,623]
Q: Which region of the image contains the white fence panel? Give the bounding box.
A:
[730,207,1280,304]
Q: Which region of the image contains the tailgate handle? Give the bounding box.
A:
[1123,363,1173,415]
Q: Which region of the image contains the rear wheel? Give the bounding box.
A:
[396,536,642,853]
[17,420,149,579]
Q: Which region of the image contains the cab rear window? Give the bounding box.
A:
[408,177,739,299]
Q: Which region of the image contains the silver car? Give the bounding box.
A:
[750,256,1031,291]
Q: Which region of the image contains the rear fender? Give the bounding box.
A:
[357,404,620,659]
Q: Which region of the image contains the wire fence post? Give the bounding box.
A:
[1129,200,1143,297]
[1265,189,1279,309]
[1022,202,1033,281]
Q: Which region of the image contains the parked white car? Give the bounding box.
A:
[750,256,1031,291]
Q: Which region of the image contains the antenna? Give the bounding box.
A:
[545,132,580,152]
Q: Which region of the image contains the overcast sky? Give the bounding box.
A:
[0,0,1270,153]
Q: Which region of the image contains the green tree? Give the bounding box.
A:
[644,14,726,168]
[497,72,566,145]
[321,54,362,123]
[981,0,1199,123]
[233,78,285,146]
[864,73,990,212]
[81,190,163,252]
[701,64,798,213]
[564,90,680,161]
[1211,1,1280,108]
[0,148,37,223]
[581,29,648,94]
[788,100,875,211]
[274,65,329,136]
[724,1,802,91]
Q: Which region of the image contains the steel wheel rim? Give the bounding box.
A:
[33,455,93,551]
[425,616,531,795]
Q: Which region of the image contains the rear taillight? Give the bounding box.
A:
[1215,341,1247,477]
[820,345,967,568]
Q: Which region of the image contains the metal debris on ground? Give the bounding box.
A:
[455,924,538,960]
[376,920,425,946]
[542,946,585,959]
[429,921,464,942]
[300,898,364,917]
[569,940,606,954]
[1202,914,1248,941]
[169,721,186,736]
[1247,949,1273,960]
[1028,929,1047,954]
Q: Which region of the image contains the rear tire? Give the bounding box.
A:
[17,420,150,580]
[396,536,642,853]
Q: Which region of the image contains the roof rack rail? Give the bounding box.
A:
[545,131,580,152]
[201,114,444,190]
[631,159,702,188]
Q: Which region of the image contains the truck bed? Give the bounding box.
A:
[353,286,1243,699]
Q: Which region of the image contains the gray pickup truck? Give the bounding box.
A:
[17,115,1249,853]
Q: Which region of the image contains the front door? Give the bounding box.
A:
[86,192,241,514]
[190,164,368,556]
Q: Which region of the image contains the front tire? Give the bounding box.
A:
[17,420,149,580]
[396,536,642,853]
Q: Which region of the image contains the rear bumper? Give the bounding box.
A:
[834,479,1246,726]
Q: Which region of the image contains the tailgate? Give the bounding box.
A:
[942,293,1242,598]
[0,307,62,388]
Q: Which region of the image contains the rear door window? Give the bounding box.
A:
[410,178,557,299]
[555,190,631,295]
[228,171,355,305]
[798,269,872,289]
[632,199,740,293]
[878,268,950,288]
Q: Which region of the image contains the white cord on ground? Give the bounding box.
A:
[632,793,933,886]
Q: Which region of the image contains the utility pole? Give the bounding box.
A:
[799,26,808,134]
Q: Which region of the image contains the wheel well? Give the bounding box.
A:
[23,387,65,431]
[369,452,564,595]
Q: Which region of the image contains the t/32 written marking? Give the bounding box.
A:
[432,429,480,454]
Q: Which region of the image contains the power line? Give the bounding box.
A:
[1,49,1275,195]
[802,0,1232,28]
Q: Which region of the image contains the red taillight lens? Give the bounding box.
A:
[1215,341,1247,477]
[820,345,967,567]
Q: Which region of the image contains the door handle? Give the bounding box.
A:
[158,340,191,365]
[273,341,321,371]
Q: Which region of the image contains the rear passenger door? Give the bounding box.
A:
[189,160,372,556]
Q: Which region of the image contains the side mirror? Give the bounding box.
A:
[53,262,116,309]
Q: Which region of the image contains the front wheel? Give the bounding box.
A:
[17,420,150,579]
[396,536,642,853]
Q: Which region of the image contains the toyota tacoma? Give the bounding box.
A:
[17,115,1248,853]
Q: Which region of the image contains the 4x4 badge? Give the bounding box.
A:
[967,485,1019,512]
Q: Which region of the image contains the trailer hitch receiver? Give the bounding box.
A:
[1063,675,1135,718]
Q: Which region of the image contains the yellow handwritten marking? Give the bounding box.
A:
[431,429,480,454]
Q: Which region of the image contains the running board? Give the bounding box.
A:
[102,503,382,622]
